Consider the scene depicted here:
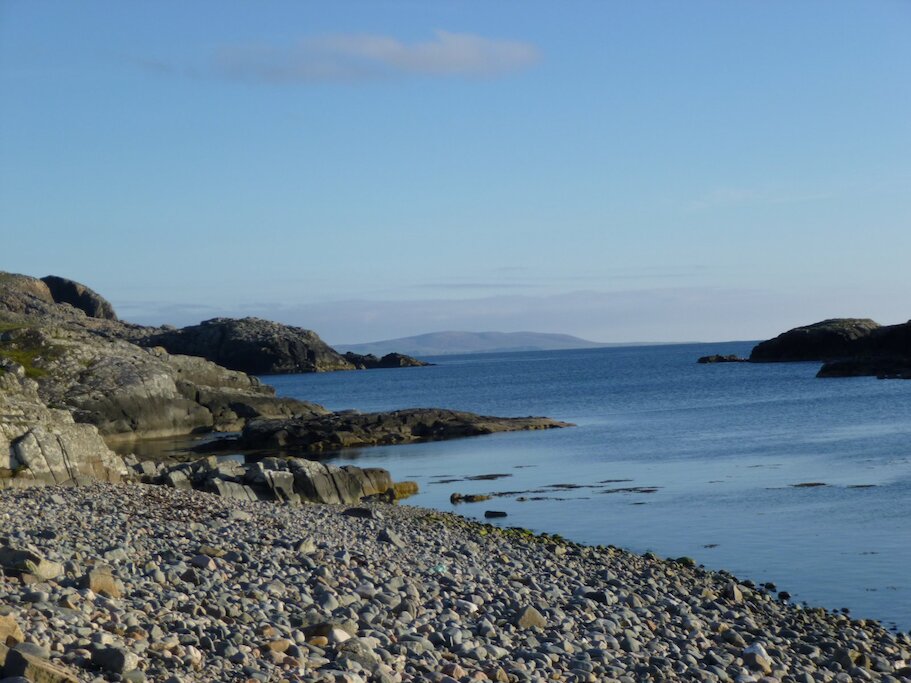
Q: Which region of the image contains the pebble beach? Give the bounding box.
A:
[1,483,909,683]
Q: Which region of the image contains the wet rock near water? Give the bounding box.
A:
[238,409,573,454]
[1,483,909,682]
[129,454,400,506]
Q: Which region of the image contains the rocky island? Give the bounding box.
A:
[3,273,911,682]
[697,318,911,378]
[749,318,911,378]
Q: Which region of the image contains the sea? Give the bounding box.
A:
[265,342,911,632]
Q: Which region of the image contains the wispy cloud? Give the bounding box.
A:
[209,31,539,84]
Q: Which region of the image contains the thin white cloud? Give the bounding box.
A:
[212,31,540,83]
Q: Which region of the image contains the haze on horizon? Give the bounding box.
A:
[1,2,908,346]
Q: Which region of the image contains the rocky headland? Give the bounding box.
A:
[0,271,568,499]
[696,318,910,378]
[141,318,359,375]
[748,318,911,378]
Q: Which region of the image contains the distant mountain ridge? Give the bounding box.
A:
[340,331,614,357]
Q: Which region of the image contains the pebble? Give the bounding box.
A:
[0,483,908,683]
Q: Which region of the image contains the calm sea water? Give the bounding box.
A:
[266,343,911,631]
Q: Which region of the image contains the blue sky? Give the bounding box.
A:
[1,1,909,343]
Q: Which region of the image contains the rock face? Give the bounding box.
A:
[239,409,573,453]
[749,319,881,362]
[0,325,326,440]
[142,317,356,375]
[343,351,431,369]
[40,275,118,320]
[751,318,911,378]
[0,360,128,489]
[131,455,395,505]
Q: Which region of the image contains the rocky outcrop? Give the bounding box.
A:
[343,351,431,369]
[130,455,397,505]
[749,319,881,362]
[0,272,58,317]
[0,360,128,489]
[142,317,356,375]
[751,318,911,379]
[2,272,574,461]
[1,324,327,441]
[817,358,911,379]
[697,354,748,364]
[40,275,117,320]
[236,409,573,454]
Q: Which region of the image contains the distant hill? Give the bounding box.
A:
[339,331,613,357]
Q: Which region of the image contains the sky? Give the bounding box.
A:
[1,1,909,344]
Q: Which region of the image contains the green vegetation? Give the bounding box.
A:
[0,329,61,379]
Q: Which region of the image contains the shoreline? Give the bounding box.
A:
[2,482,909,682]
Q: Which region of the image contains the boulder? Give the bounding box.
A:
[0,613,24,646]
[0,547,63,581]
[515,605,547,629]
[80,565,123,598]
[2,646,78,682]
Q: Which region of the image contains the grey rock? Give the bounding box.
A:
[515,606,547,630]
[91,646,140,674]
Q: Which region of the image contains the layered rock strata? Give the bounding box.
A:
[0,360,127,489]
[130,455,396,505]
